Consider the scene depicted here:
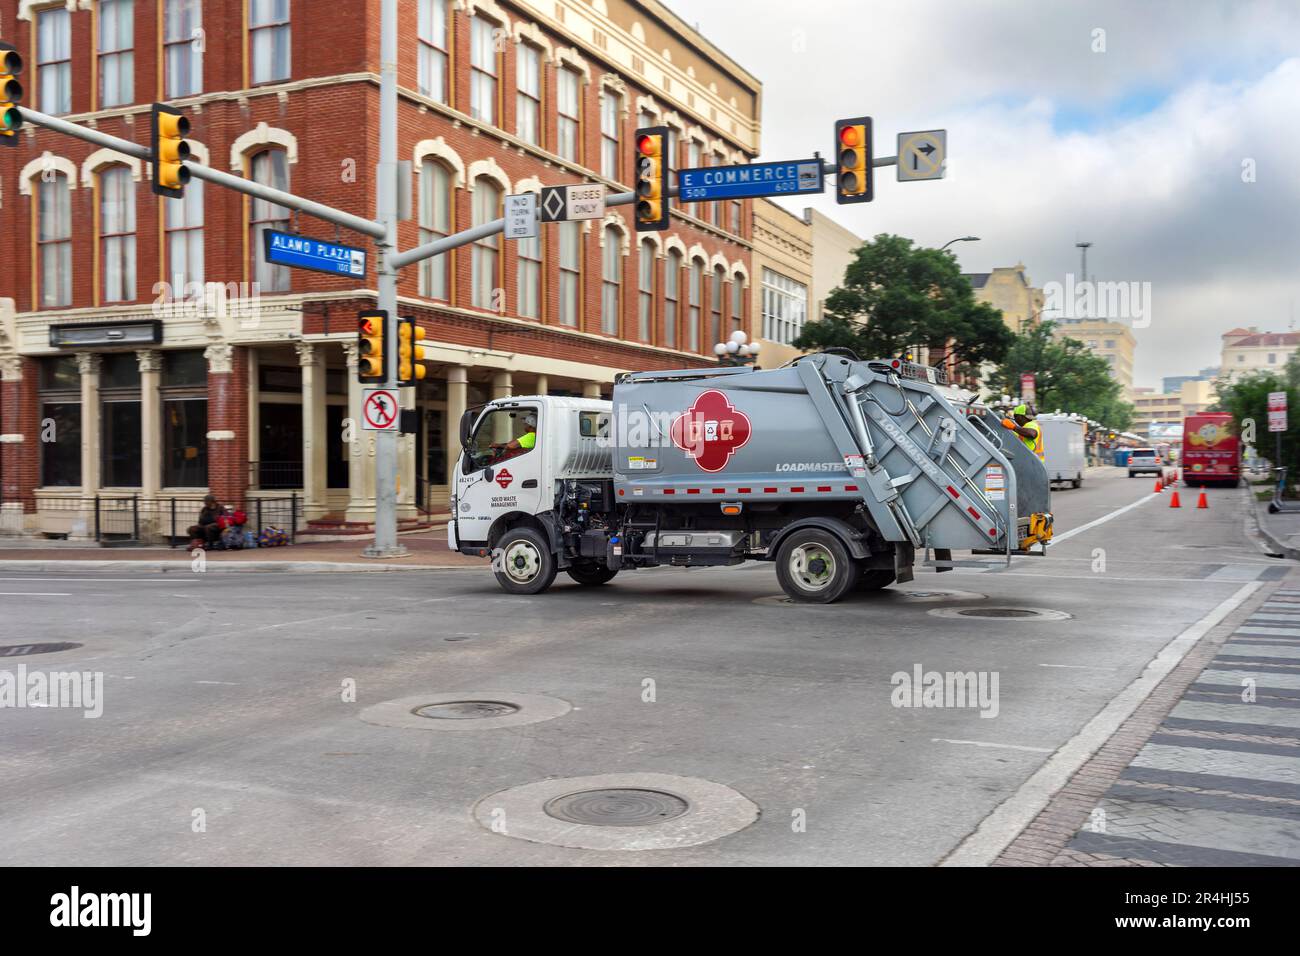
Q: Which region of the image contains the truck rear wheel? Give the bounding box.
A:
[776,530,855,604]
[856,568,896,592]
[494,528,557,595]
[566,563,618,586]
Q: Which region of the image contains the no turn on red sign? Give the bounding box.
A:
[362,388,400,431]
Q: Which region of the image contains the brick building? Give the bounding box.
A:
[0,0,760,537]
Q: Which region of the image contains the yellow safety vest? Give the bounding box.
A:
[519,431,536,450]
[1020,420,1044,461]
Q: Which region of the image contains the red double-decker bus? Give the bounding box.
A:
[1182,413,1241,487]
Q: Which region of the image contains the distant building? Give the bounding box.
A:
[1162,367,1219,393]
[963,264,1045,334]
[803,208,865,325]
[1219,327,1300,381]
[751,199,813,368]
[1052,319,1137,392]
[1130,379,1217,436]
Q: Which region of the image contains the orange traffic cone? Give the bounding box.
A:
[1154,478,1163,493]
[1169,490,1181,508]
[1197,491,1208,509]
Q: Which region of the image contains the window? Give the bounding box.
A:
[1237,354,1244,363]
[638,239,655,342]
[1104,339,1116,348]
[100,353,142,488]
[601,227,621,335]
[731,274,744,331]
[164,0,203,98]
[517,228,541,319]
[667,127,678,178]
[418,159,451,299]
[558,222,580,326]
[688,259,702,352]
[729,200,742,236]
[417,0,449,103]
[686,141,701,214]
[37,7,72,115]
[1269,352,1277,364]
[557,68,580,162]
[761,267,808,346]
[711,265,725,349]
[637,108,655,131]
[664,250,680,347]
[250,150,290,292]
[469,16,498,125]
[98,0,134,109]
[162,350,208,487]
[601,90,621,180]
[39,357,81,487]
[99,167,136,303]
[471,177,501,309]
[250,0,291,84]
[516,43,541,146]
[468,406,539,468]
[165,179,204,293]
[37,173,72,309]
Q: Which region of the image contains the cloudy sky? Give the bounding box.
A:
[671,0,1300,387]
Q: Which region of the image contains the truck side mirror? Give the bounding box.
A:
[483,467,494,484]
[459,408,476,448]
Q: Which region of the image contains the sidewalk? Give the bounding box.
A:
[1250,486,1300,560]
[0,527,486,572]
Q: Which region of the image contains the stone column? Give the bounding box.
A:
[491,370,513,400]
[137,350,162,497]
[296,342,328,521]
[204,343,249,509]
[533,374,549,397]
[445,366,468,506]
[582,382,603,399]
[76,353,102,496]
[343,341,376,523]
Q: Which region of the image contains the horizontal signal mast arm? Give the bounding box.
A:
[16,106,385,241]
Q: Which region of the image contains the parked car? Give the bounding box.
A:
[1127,448,1162,477]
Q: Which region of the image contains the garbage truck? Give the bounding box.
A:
[449,352,1053,603]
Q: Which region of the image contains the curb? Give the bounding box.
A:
[0,559,482,573]
[1246,487,1300,560]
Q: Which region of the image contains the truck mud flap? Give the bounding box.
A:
[895,542,915,584]
[932,548,951,574]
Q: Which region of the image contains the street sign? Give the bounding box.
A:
[1268,390,1288,432]
[1019,373,1036,404]
[897,129,946,182]
[504,193,538,240]
[361,388,400,431]
[677,158,824,202]
[539,183,605,223]
[262,229,367,277]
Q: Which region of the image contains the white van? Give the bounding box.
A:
[1039,414,1087,489]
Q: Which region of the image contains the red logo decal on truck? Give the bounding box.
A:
[670,389,752,473]
[495,469,513,488]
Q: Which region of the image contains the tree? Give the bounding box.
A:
[1213,364,1299,492]
[991,321,1134,429]
[794,234,1013,376]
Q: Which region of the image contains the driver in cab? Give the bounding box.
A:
[490,412,537,464]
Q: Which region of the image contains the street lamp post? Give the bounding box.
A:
[714,330,761,366]
[939,235,981,252]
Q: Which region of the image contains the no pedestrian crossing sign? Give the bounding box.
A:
[362,389,400,431]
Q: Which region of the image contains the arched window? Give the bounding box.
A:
[250,149,290,292]
[99,166,136,303]
[37,172,72,308]
[711,265,725,350]
[165,177,205,294]
[688,258,703,352]
[419,159,451,299]
[471,177,501,309]
[601,226,621,335]
[638,239,655,342]
[664,250,681,348]
[731,273,745,332]
[558,222,581,326]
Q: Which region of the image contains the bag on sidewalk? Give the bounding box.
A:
[243,529,259,549]
[258,526,289,548]
[220,527,245,550]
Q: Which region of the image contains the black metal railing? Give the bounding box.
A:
[30,494,300,547]
[249,460,304,490]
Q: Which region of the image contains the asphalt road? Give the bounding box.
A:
[0,470,1291,865]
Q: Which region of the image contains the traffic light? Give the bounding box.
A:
[0,42,23,148]
[150,103,192,198]
[834,116,872,204]
[358,309,387,383]
[634,126,670,231]
[396,317,427,386]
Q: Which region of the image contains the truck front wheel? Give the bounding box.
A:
[494,528,558,595]
[566,563,619,586]
[776,530,856,604]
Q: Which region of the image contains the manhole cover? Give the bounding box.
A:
[753,588,985,607]
[544,788,689,827]
[928,606,1072,622]
[360,692,570,730]
[0,642,82,657]
[415,700,519,719]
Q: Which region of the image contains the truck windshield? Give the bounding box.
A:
[469,407,538,468]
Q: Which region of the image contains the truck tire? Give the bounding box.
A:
[494,527,558,595]
[775,530,856,604]
[856,568,896,592]
[566,563,618,586]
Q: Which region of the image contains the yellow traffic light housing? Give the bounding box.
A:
[0,42,24,148]
[358,309,387,383]
[834,116,873,204]
[634,126,670,231]
[396,317,427,385]
[151,103,192,198]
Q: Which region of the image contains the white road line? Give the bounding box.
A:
[940,579,1261,867]
[0,577,201,584]
[0,592,71,596]
[933,738,1054,754]
[1039,663,1115,671]
[1049,492,1160,545]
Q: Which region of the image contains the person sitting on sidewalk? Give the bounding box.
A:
[187,495,224,549]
